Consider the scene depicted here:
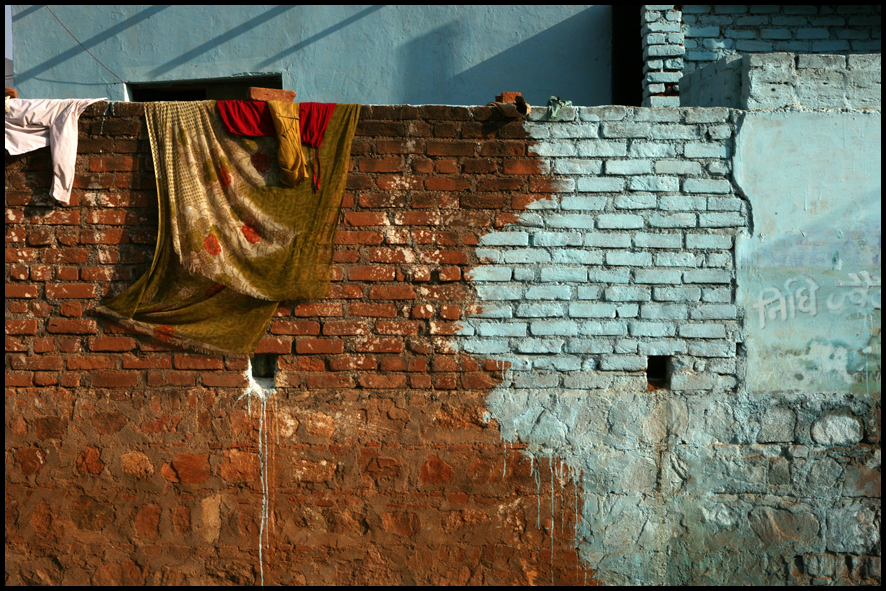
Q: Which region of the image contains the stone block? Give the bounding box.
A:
[827,502,880,554]
[811,413,863,446]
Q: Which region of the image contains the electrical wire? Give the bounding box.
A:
[43,5,126,84]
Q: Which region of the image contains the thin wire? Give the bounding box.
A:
[44,5,126,84]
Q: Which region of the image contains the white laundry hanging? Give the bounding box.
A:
[5,97,105,203]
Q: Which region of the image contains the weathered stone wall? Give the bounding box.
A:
[465,105,880,585]
[680,52,881,109]
[5,100,881,586]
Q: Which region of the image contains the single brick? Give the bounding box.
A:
[478,232,529,246]
[606,251,652,266]
[584,233,632,248]
[597,214,644,229]
[476,322,527,337]
[517,338,565,354]
[46,318,97,334]
[686,234,732,249]
[369,285,417,300]
[684,178,732,194]
[655,252,701,266]
[467,266,513,282]
[688,341,734,357]
[649,213,697,228]
[560,196,607,210]
[690,304,738,320]
[634,232,683,248]
[289,302,342,318]
[614,194,657,209]
[639,304,689,320]
[524,285,573,300]
[653,286,702,302]
[271,320,321,335]
[679,324,727,338]
[629,321,676,337]
[502,249,553,264]
[92,372,139,388]
[659,195,707,211]
[683,269,732,283]
[599,355,646,371]
[577,177,626,192]
[296,339,344,354]
[629,176,680,192]
[552,249,603,265]
[547,214,596,230]
[568,303,617,318]
[475,284,523,300]
[540,266,587,282]
[530,320,579,336]
[633,269,683,284]
[605,160,654,175]
[588,269,631,283]
[605,286,651,302]
[532,232,583,247]
[700,212,745,227]
[89,337,137,351]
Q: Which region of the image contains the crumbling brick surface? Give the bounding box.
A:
[5,103,596,586]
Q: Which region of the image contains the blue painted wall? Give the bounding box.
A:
[12,5,612,106]
[735,110,881,395]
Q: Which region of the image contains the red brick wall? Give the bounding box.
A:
[5,103,595,585]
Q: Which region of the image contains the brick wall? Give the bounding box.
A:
[641,5,882,106]
[5,101,881,586]
[5,103,593,585]
[680,52,881,109]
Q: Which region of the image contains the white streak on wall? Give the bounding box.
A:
[239,359,276,586]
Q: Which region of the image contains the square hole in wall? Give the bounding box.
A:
[647,355,670,389]
[251,353,277,379]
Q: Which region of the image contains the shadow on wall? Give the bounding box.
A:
[13,5,170,85]
[397,7,610,107]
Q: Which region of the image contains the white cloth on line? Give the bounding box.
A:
[5,97,106,203]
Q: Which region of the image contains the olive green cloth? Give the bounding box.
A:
[96,100,360,356]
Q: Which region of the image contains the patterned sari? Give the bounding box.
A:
[96,101,359,355]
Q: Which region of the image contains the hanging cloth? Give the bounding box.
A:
[216,100,276,136]
[5,97,106,203]
[96,100,360,356]
[266,101,309,187]
[299,102,336,192]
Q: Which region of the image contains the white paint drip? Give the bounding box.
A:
[238,359,276,587]
[550,452,555,585]
[502,440,507,478]
[534,452,541,530]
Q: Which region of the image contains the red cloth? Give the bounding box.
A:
[299,102,336,147]
[217,100,275,136]
[299,103,336,191]
[216,100,338,191]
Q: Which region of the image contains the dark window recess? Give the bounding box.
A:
[129,75,283,102]
[611,5,644,107]
[647,355,671,389]
[251,353,277,379]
